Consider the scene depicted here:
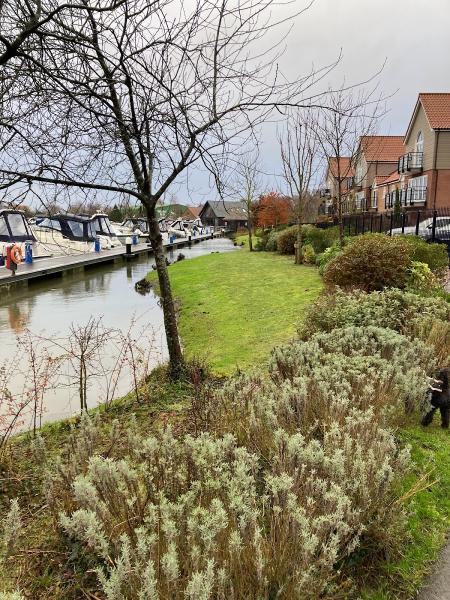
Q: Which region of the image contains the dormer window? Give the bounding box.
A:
[415,131,424,154]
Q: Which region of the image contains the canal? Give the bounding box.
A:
[0,237,238,426]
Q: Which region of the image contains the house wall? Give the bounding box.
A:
[435,131,450,170]
[405,104,435,171]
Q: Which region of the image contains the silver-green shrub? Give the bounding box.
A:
[299,288,450,340]
[60,423,407,599]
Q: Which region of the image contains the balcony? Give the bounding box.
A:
[405,186,427,205]
[319,188,331,198]
[398,152,423,173]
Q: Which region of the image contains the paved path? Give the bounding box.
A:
[417,541,450,600]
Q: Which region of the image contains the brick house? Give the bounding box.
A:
[397,93,450,211]
[351,135,405,213]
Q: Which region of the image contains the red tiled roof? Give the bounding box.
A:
[373,175,389,185]
[383,170,400,184]
[328,157,354,178]
[360,136,405,163]
[419,93,450,130]
[182,206,202,218]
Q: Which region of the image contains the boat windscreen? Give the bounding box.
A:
[67,220,85,238]
[38,218,62,231]
[0,216,9,239]
[94,216,113,236]
[8,212,31,237]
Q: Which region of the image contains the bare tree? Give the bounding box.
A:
[235,154,261,251]
[279,110,321,263]
[314,86,385,243]
[0,0,338,377]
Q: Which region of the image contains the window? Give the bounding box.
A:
[371,191,377,208]
[8,213,29,237]
[67,220,85,238]
[355,162,363,185]
[38,218,61,231]
[415,131,424,154]
[0,216,9,238]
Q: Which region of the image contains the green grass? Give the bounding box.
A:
[362,421,450,599]
[151,247,323,373]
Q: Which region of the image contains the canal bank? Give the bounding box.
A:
[0,237,238,426]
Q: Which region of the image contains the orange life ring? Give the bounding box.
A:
[10,244,23,265]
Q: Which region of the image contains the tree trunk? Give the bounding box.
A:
[147,207,184,378]
[337,183,344,245]
[295,197,303,265]
[247,221,253,252]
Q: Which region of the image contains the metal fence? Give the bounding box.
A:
[342,208,450,248]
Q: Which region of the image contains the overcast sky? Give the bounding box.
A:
[175,0,450,205]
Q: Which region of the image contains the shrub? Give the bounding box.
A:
[323,233,413,291]
[254,229,270,251]
[265,229,280,252]
[269,326,434,417]
[276,225,298,254]
[404,236,448,280]
[301,243,315,264]
[316,243,343,275]
[299,288,450,352]
[302,225,339,253]
[60,418,408,600]
[407,261,439,293]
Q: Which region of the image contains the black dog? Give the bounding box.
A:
[422,368,450,429]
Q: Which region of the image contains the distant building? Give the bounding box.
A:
[156,203,188,220]
[181,206,202,220]
[199,200,248,231]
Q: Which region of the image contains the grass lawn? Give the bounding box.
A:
[362,422,450,599]
[150,246,323,373]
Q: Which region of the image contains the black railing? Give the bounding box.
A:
[342,208,450,249]
[398,152,424,173]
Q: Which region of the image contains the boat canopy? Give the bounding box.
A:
[0,209,36,242]
[121,217,149,233]
[89,213,117,238]
[35,214,97,241]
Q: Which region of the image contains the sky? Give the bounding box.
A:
[179,0,450,206]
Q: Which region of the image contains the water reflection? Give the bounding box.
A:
[0,238,237,424]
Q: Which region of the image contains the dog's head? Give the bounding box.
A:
[437,368,449,391]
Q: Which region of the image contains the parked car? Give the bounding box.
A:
[391,216,450,244]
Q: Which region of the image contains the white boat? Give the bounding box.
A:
[0,209,54,260]
[167,218,189,238]
[112,217,169,245]
[33,213,121,256]
[87,213,123,248]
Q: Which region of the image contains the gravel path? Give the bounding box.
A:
[417,542,450,600]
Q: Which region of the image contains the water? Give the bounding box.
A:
[0,238,237,426]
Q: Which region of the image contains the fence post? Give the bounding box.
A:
[431,210,437,242]
[401,212,406,234]
[361,214,365,234]
[370,214,373,232]
[389,213,393,236]
[354,215,358,235]
[347,218,351,237]
[379,214,383,233]
[415,211,421,236]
